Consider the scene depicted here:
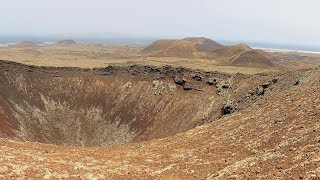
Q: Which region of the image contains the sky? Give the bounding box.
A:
[0,0,319,45]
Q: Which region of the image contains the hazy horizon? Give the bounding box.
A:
[0,0,320,46]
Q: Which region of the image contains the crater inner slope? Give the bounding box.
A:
[0,60,277,147]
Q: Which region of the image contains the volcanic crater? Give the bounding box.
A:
[0,60,276,147]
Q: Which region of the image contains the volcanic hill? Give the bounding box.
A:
[209,44,275,68]
[142,37,223,58]
[182,37,224,51]
[143,37,275,68]
[56,39,77,45]
[10,41,38,48]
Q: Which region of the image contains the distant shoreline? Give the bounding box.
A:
[254,47,320,54]
[1,40,320,55]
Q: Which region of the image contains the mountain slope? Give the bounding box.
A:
[143,38,275,68]
[142,37,223,58]
[230,49,275,68]
[10,41,38,48]
[210,43,251,58]
[183,37,224,51]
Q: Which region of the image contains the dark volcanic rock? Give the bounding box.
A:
[215,81,230,94]
[221,101,235,115]
[173,77,187,86]
[294,79,300,85]
[183,84,193,90]
[261,82,271,88]
[272,77,279,83]
[255,79,278,96]
[207,79,217,85]
[221,82,230,89]
[256,86,265,96]
[190,73,204,81]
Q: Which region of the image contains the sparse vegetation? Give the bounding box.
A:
[0,39,319,179]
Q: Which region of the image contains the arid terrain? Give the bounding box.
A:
[0,38,319,179]
[1,38,319,74]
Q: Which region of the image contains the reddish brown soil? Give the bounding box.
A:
[0,106,17,137]
[0,60,319,179]
[143,37,275,68]
[182,37,224,51]
[230,49,275,67]
[0,60,276,146]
